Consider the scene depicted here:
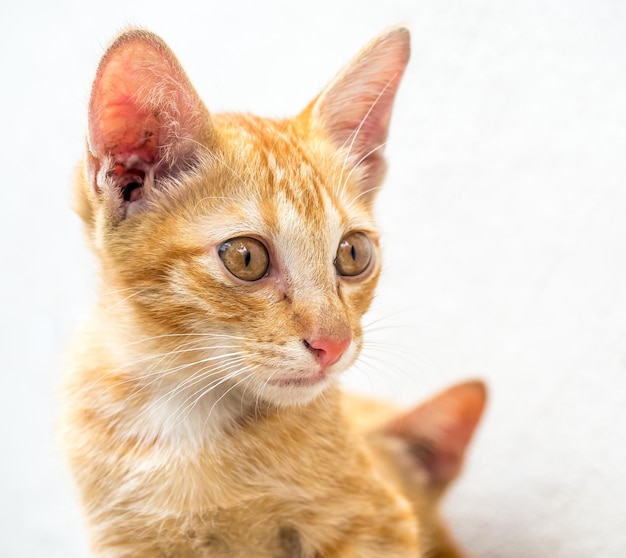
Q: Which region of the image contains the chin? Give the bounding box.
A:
[255,373,336,407]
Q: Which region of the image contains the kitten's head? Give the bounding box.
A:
[344,381,487,558]
[76,29,410,408]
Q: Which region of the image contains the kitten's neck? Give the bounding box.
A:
[122,379,340,450]
[133,380,244,445]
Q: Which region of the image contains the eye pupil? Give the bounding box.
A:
[218,237,269,281]
[351,245,357,261]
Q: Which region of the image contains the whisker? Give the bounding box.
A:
[340,142,386,204]
[203,370,256,429]
[125,332,255,346]
[255,367,285,414]
[336,73,401,197]
[164,355,248,404]
[99,286,143,297]
[169,365,255,430]
[133,361,252,429]
[79,344,243,393]
[125,350,247,397]
[335,140,391,214]
[104,288,148,310]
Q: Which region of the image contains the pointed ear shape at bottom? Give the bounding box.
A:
[383,380,487,487]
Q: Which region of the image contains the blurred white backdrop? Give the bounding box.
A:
[1,1,625,556]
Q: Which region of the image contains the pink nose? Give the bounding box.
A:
[305,337,351,367]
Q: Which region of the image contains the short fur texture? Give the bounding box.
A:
[57,26,457,557]
[345,381,487,558]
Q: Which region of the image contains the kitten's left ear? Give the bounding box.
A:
[384,381,487,488]
[87,29,212,218]
[307,27,410,197]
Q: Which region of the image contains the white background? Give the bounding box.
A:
[1,1,625,556]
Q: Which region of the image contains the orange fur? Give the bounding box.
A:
[344,381,487,558]
[61,27,425,557]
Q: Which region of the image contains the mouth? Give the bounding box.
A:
[268,371,328,388]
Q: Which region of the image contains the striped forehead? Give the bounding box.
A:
[222,117,344,220]
[262,168,344,287]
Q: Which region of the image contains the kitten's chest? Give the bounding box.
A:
[130,441,320,511]
[65,370,348,508]
[112,428,348,558]
[79,389,366,555]
[126,400,349,509]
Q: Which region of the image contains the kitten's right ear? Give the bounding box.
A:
[86,29,211,218]
[307,27,410,199]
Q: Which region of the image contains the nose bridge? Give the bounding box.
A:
[276,190,351,339]
[294,290,352,342]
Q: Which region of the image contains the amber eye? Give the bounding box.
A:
[218,237,270,281]
[335,232,373,277]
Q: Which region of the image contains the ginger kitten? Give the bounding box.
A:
[62,27,419,557]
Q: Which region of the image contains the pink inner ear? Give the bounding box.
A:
[94,98,158,163]
[310,28,410,168]
[89,45,161,165]
[86,30,210,214]
[305,28,410,199]
[334,96,394,171]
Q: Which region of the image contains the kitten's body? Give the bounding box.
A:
[65,369,409,556]
[63,28,420,557]
[61,24,486,558]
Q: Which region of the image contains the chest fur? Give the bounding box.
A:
[70,399,382,557]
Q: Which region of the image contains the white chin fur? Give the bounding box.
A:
[256,375,335,407]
